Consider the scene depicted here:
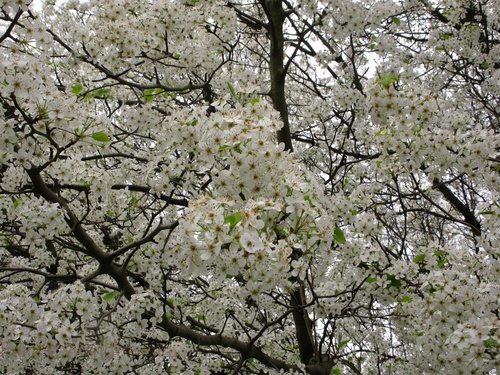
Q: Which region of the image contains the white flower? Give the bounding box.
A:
[239,230,264,253]
[291,259,307,280]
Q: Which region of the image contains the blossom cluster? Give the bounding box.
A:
[155,98,337,293]
[0,0,499,373]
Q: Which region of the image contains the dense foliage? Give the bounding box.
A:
[1,0,499,374]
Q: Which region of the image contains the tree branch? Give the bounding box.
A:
[25,167,136,298]
[262,0,293,151]
[158,317,330,375]
[432,178,481,236]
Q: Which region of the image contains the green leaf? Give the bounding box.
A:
[434,250,447,268]
[331,369,341,375]
[375,128,390,136]
[93,88,111,97]
[102,290,120,302]
[385,273,402,288]
[366,276,377,283]
[13,197,22,209]
[227,82,236,98]
[218,144,232,151]
[250,97,260,105]
[483,338,499,348]
[70,82,83,95]
[224,212,242,230]
[480,61,490,69]
[399,295,412,303]
[338,339,350,349]
[439,33,451,40]
[195,313,205,321]
[412,254,425,263]
[144,88,164,102]
[392,17,401,26]
[478,210,495,215]
[91,131,110,142]
[377,72,399,89]
[334,227,346,244]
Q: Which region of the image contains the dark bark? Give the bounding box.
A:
[159,317,330,375]
[262,0,293,152]
[432,178,481,236]
[260,1,322,370]
[25,167,136,299]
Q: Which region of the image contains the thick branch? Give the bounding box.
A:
[25,167,136,298]
[432,178,481,236]
[290,287,316,364]
[159,317,329,375]
[262,0,293,151]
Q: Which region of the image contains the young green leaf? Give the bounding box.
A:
[102,290,120,302]
[334,227,346,244]
[385,273,402,288]
[338,339,350,349]
[91,131,110,142]
[375,128,391,136]
[93,88,111,97]
[399,295,412,303]
[13,197,22,209]
[483,338,499,348]
[377,72,399,89]
[478,210,495,215]
[412,254,425,263]
[227,82,236,98]
[70,82,84,95]
[434,250,447,268]
[144,88,163,102]
[224,212,242,230]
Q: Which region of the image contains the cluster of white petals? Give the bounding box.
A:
[0,0,498,373]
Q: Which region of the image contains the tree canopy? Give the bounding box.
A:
[0,0,499,374]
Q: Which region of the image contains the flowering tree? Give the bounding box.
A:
[1,0,499,373]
